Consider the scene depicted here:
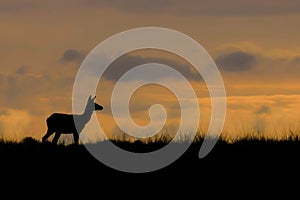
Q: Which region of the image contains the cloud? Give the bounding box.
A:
[255,105,271,115]
[102,54,201,82]
[215,51,256,72]
[0,72,74,114]
[0,1,77,13]
[212,43,300,84]
[0,109,8,116]
[293,56,300,64]
[15,66,28,75]
[2,0,300,16]
[83,0,300,16]
[60,49,85,64]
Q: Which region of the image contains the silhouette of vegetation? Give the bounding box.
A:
[1,135,300,173]
[1,134,300,195]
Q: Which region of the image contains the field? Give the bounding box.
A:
[1,136,300,193]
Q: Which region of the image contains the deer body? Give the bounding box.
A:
[42,96,103,144]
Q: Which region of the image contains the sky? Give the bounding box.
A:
[0,0,300,142]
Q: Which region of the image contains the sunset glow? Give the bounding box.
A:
[1,0,299,143]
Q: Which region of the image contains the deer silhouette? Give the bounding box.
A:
[42,95,103,144]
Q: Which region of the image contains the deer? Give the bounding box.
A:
[42,95,103,145]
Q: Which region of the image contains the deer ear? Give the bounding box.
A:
[92,96,96,101]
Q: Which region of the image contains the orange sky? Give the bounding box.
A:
[0,0,300,142]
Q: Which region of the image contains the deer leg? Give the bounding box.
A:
[42,129,54,143]
[73,132,79,145]
[52,132,61,144]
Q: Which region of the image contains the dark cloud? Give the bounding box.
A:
[102,54,202,82]
[15,66,28,75]
[2,0,300,16]
[0,1,36,12]
[255,105,271,115]
[0,1,76,13]
[215,51,256,72]
[84,0,300,16]
[293,56,300,64]
[60,49,85,64]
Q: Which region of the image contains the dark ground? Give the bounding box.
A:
[1,137,299,197]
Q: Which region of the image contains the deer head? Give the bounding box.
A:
[88,95,103,111]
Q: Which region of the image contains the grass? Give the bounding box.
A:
[1,135,300,196]
[1,135,300,167]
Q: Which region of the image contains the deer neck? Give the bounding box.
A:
[80,107,93,124]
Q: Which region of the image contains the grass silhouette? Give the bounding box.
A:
[1,135,300,196]
[1,136,300,171]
